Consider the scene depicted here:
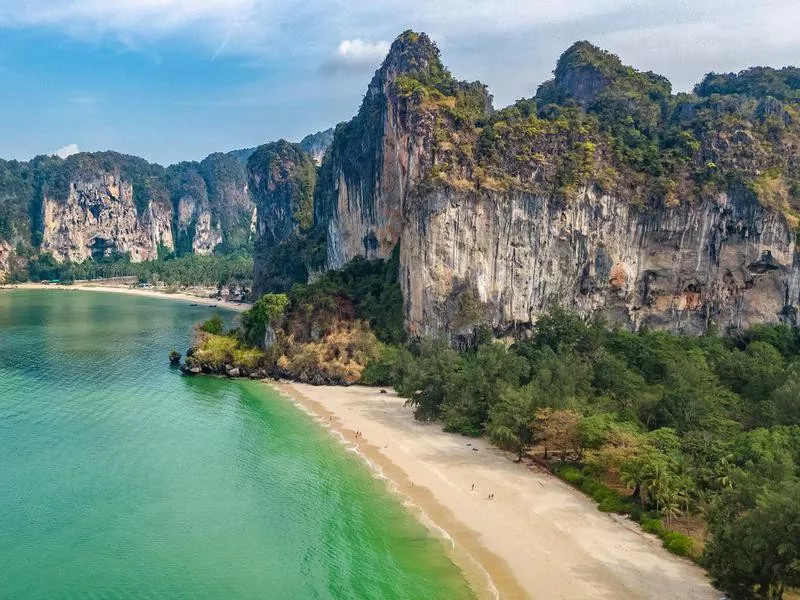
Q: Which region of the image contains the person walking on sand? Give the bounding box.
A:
[471,483,475,491]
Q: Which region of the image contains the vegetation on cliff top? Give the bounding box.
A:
[377,32,799,223]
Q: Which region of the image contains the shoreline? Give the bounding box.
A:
[6,283,251,312]
[274,382,719,600]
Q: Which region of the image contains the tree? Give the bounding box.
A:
[441,343,528,435]
[395,338,462,421]
[705,483,800,600]
[487,384,536,461]
[534,408,581,460]
[242,293,289,347]
[771,361,800,426]
[656,477,683,528]
[200,314,224,335]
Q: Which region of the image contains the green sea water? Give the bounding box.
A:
[0,290,475,600]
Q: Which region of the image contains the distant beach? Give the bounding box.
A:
[9,282,251,312]
[276,382,719,600]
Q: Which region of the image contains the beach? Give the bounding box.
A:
[8,283,250,312]
[276,383,720,600]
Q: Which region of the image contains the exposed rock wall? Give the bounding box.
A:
[310,31,800,335]
[0,240,12,281]
[249,140,319,295]
[401,186,799,335]
[316,35,442,269]
[41,173,174,263]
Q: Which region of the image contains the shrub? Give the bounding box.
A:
[641,517,667,536]
[662,531,694,557]
[200,314,224,335]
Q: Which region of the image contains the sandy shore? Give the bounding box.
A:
[275,383,719,600]
[9,283,251,312]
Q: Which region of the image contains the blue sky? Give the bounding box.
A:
[0,0,797,165]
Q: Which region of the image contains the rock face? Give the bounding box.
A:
[0,240,12,281]
[306,31,800,335]
[315,32,483,270]
[401,186,797,335]
[249,140,320,295]
[0,149,257,277]
[299,129,335,165]
[41,172,173,263]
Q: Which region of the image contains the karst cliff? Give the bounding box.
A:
[252,31,800,335]
[0,129,334,281]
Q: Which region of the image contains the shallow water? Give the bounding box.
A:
[0,290,474,600]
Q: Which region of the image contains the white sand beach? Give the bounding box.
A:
[11,282,250,312]
[276,383,720,600]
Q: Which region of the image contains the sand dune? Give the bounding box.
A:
[277,383,719,600]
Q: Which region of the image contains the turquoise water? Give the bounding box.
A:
[0,290,474,600]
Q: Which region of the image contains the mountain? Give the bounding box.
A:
[299,129,335,165]
[0,131,335,281]
[252,30,800,336]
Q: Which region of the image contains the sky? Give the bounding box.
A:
[0,0,797,166]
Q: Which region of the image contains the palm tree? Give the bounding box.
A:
[658,481,683,529]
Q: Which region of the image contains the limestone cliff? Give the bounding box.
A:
[315,31,490,269]
[299,129,335,165]
[0,149,256,278]
[307,31,800,335]
[248,140,321,295]
[39,157,174,263]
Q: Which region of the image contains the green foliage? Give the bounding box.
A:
[486,384,536,461]
[361,345,411,387]
[704,482,800,599]
[662,531,694,557]
[286,247,405,345]
[241,293,289,348]
[22,253,253,287]
[200,314,225,336]
[695,67,800,101]
[188,332,266,371]
[395,338,462,421]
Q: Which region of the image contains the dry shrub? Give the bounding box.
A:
[278,320,381,384]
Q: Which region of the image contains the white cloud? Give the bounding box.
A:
[322,39,390,72]
[54,143,79,158]
[337,40,390,64]
[0,0,797,110]
[0,1,646,59]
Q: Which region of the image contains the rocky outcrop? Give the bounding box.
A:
[304,31,800,336]
[315,31,480,269]
[249,140,320,295]
[299,129,334,165]
[401,186,798,335]
[41,172,173,263]
[0,148,261,269]
[0,240,12,281]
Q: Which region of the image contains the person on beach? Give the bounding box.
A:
[471,483,475,491]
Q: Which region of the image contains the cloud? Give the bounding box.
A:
[54,143,79,158]
[321,39,390,73]
[0,1,646,60]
